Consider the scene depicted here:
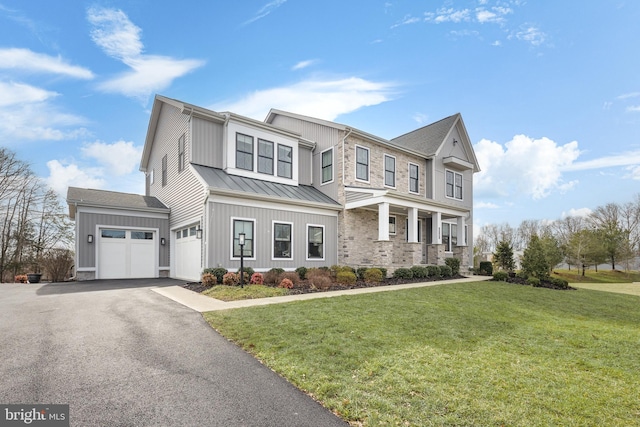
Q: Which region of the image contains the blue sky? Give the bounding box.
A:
[1,0,639,234]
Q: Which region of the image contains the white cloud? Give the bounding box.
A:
[562,150,640,171]
[391,14,422,29]
[626,105,640,112]
[81,140,143,176]
[292,59,317,71]
[0,81,57,107]
[46,160,106,196]
[514,25,546,46]
[243,0,287,26]
[474,135,581,199]
[475,201,499,209]
[562,207,592,218]
[214,77,396,121]
[425,8,471,23]
[412,112,429,124]
[87,6,204,101]
[627,165,640,180]
[617,92,640,100]
[0,48,94,79]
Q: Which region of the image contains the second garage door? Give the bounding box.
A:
[98,229,157,279]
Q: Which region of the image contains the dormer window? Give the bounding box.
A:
[258,139,274,175]
[236,133,254,171]
[277,144,292,179]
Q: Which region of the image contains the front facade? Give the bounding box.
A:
[68,95,479,281]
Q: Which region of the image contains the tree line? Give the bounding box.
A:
[0,147,74,282]
[475,194,640,274]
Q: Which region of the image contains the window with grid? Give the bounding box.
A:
[321,148,333,184]
[258,139,274,175]
[384,155,395,187]
[356,146,369,181]
[277,145,292,178]
[233,219,254,258]
[409,163,419,193]
[446,170,463,200]
[236,133,254,171]
[307,225,324,259]
[273,223,292,259]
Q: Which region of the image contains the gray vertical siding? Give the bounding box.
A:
[191,117,224,168]
[298,146,313,185]
[76,211,169,269]
[206,201,338,270]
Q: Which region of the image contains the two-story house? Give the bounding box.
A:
[67,94,479,281]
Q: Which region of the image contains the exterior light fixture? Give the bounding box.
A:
[196,227,203,239]
[160,237,166,246]
[238,232,246,288]
[87,234,94,243]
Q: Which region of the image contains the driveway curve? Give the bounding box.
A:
[0,279,347,426]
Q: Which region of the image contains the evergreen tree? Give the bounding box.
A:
[521,235,550,280]
[493,240,515,272]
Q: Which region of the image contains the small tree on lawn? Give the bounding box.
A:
[521,234,550,280]
[493,240,515,273]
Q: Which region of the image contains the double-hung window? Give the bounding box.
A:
[355,146,369,181]
[233,219,254,258]
[409,163,419,193]
[236,133,254,171]
[178,134,185,173]
[384,155,396,187]
[273,222,292,259]
[277,145,292,178]
[258,139,274,175]
[443,223,457,252]
[307,225,324,260]
[321,148,333,184]
[446,170,463,200]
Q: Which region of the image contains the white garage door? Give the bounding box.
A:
[175,225,201,281]
[98,229,157,279]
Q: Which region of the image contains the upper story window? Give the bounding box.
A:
[236,133,254,171]
[161,155,167,187]
[355,145,369,181]
[178,134,185,173]
[384,155,396,187]
[258,139,274,175]
[277,144,292,179]
[321,148,333,184]
[409,163,419,194]
[446,170,463,200]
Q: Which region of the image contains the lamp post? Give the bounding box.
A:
[238,232,245,288]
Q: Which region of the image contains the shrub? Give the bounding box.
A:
[478,261,493,276]
[41,248,74,282]
[250,272,264,285]
[238,267,254,277]
[201,272,217,286]
[306,268,333,290]
[237,271,250,284]
[363,268,383,283]
[336,271,357,285]
[549,277,569,289]
[493,271,509,282]
[378,268,387,279]
[278,278,294,289]
[222,272,239,286]
[527,277,541,287]
[280,271,300,286]
[263,270,281,285]
[439,265,453,278]
[521,235,550,280]
[393,268,414,280]
[295,266,308,280]
[356,267,368,280]
[15,274,27,283]
[445,258,461,276]
[331,265,355,277]
[409,266,426,279]
[204,267,227,284]
[427,265,440,277]
[269,267,285,275]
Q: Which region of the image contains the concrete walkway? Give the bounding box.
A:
[152,276,491,312]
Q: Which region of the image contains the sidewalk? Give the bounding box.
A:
[152,276,491,312]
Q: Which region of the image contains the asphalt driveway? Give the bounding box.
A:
[0,279,347,426]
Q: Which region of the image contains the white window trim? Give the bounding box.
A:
[384,154,396,189]
[389,215,397,235]
[320,147,334,185]
[272,220,294,261]
[235,133,255,172]
[354,145,370,183]
[277,143,293,179]
[306,223,325,261]
[257,138,274,175]
[230,217,256,261]
[408,162,419,194]
[445,169,463,201]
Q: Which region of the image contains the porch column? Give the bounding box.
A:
[457,216,466,246]
[432,212,442,244]
[378,202,390,241]
[407,207,418,243]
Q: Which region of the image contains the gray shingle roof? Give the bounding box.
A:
[67,187,168,210]
[390,113,460,156]
[192,164,341,208]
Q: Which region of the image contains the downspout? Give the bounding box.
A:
[341,127,353,186]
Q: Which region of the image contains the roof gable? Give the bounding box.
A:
[67,187,168,219]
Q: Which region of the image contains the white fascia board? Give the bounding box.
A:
[76,205,169,219]
[345,191,470,217]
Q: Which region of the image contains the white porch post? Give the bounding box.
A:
[457,216,466,246]
[378,202,390,241]
[432,211,442,244]
[408,207,418,243]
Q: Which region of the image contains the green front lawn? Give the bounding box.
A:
[201,285,290,301]
[204,282,640,426]
[553,268,640,283]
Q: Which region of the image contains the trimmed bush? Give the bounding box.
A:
[250,272,264,285]
[363,268,383,283]
[238,267,254,278]
[527,277,541,287]
[269,267,285,275]
[445,258,461,276]
[439,265,453,278]
[201,272,217,286]
[410,265,428,279]
[478,261,493,276]
[336,271,357,285]
[222,272,239,286]
[427,265,440,277]
[263,270,280,285]
[203,267,227,284]
[549,277,569,289]
[379,268,387,279]
[493,271,509,282]
[280,271,300,286]
[393,268,414,280]
[307,268,333,290]
[356,267,368,280]
[278,278,294,289]
[295,266,308,280]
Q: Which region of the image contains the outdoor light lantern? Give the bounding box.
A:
[160,237,166,246]
[87,234,94,244]
[238,232,246,288]
[196,227,203,239]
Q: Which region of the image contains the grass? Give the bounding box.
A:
[204,282,640,426]
[571,282,640,297]
[201,285,290,301]
[554,268,640,283]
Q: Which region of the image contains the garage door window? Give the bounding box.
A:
[132,231,153,240]
[102,229,125,238]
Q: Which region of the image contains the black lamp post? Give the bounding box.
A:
[238,232,245,288]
